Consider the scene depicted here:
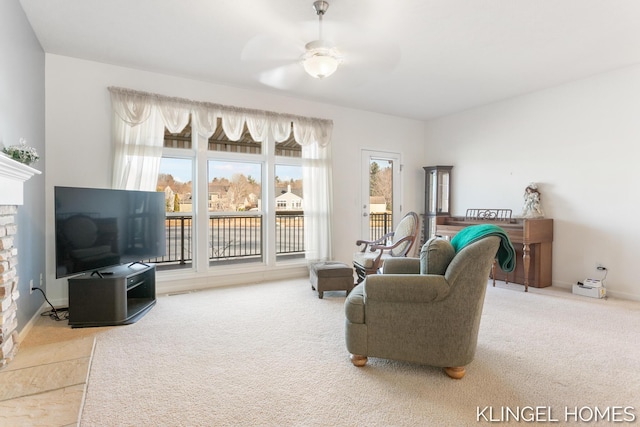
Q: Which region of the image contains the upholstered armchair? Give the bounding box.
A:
[353,212,419,284]
[344,233,504,379]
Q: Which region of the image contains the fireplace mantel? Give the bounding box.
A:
[0,154,41,206]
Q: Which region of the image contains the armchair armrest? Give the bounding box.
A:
[369,234,413,252]
[356,232,394,252]
[382,257,420,274]
[364,274,450,303]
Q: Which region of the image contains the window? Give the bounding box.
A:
[110,87,332,267]
[208,160,263,265]
[155,121,304,270]
[275,164,303,260]
[154,157,193,269]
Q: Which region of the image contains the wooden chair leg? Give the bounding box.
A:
[444,366,466,379]
[492,260,496,286]
[350,354,368,367]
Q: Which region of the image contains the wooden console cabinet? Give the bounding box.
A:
[68,263,156,327]
[435,216,553,292]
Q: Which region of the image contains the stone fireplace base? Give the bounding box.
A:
[0,205,20,367]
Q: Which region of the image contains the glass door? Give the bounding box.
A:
[360,150,401,241]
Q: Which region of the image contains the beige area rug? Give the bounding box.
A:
[78,279,640,426]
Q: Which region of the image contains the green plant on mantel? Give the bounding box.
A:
[2,138,39,166]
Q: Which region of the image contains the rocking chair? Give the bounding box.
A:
[353,212,419,284]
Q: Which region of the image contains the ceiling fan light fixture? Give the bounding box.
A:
[302,41,341,79]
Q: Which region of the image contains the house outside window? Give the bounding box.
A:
[275,183,303,211]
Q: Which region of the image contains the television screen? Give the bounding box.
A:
[54,186,166,278]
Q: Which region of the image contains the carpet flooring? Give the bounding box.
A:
[73,279,640,426]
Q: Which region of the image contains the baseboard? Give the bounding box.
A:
[155,264,309,295]
[18,302,48,344]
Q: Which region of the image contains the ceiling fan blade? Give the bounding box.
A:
[241,34,306,63]
[318,37,401,90]
[258,63,305,90]
[346,38,402,74]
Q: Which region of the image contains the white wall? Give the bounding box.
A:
[0,0,46,333]
[423,64,640,300]
[45,54,425,304]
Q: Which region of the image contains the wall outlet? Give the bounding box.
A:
[30,279,34,294]
[597,265,607,271]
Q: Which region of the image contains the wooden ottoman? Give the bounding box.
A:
[310,261,354,299]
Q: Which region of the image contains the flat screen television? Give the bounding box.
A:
[54,186,166,278]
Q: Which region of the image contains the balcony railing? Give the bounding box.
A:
[209,214,262,261]
[369,212,393,241]
[148,212,305,268]
[150,212,391,269]
[276,211,304,255]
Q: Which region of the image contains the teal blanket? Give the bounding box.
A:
[450,224,516,272]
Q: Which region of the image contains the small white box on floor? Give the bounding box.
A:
[572,280,606,299]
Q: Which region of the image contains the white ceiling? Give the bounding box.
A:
[19,0,640,121]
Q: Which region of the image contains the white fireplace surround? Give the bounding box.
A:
[0,153,41,205]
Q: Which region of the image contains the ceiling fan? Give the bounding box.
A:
[241,0,400,89]
[301,1,343,79]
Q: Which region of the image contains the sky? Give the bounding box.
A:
[209,160,261,182]
[160,158,302,184]
[160,158,192,183]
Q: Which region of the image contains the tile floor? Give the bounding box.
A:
[0,320,95,427]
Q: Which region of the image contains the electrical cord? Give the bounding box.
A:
[32,287,69,321]
[600,268,608,286]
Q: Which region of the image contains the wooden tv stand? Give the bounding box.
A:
[68,263,156,328]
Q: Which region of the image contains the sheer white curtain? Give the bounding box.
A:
[110,89,190,190]
[300,137,333,262]
[108,87,333,261]
[291,117,333,262]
